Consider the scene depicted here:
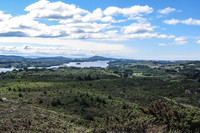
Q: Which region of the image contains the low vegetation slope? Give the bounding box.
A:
[0,61,200,132]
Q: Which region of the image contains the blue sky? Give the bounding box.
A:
[0,0,199,60]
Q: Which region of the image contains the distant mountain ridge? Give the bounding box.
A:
[0,55,26,62]
[0,55,116,68]
[0,54,199,68]
[88,56,115,61]
[0,55,199,62]
[0,55,25,59]
[0,55,115,61]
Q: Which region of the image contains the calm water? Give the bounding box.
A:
[0,61,110,72]
[0,68,17,72]
[62,61,109,68]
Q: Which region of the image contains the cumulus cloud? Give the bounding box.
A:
[104,5,153,18]
[25,0,88,20]
[122,23,155,34]
[164,18,200,25]
[0,13,113,38]
[0,14,52,37]
[158,7,176,14]
[101,16,116,23]
[163,19,179,25]
[125,33,174,40]
[82,8,103,22]
[0,0,175,41]
[0,11,12,21]
[60,23,113,38]
[159,36,187,46]
[174,36,187,44]
[25,0,153,23]
[196,40,200,44]
[158,34,175,39]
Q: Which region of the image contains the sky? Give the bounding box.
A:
[0,0,199,60]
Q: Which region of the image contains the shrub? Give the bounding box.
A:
[74,97,78,102]
[51,99,57,106]
[18,93,23,97]
[43,91,47,94]
[80,98,89,107]
[84,114,94,121]
[108,95,112,99]
[140,100,200,131]
[18,88,22,92]
[39,99,43,104]
[51,98,62,106]
[122,104,128,109]
[96,97,106,104]
[56,99,62,105]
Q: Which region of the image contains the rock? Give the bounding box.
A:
[0,98,11,102]
[185,89,191,94]
[194,92,198,95]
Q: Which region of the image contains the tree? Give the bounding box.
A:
[85,75,92,80]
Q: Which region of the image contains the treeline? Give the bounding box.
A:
[0,67,118,81]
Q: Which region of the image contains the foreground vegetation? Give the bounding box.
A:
[0,59,200,132]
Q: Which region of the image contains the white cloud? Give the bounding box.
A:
[159,36,187,46]
[104,7,121,16]
[81,8,103,22]
[122,23,155,34]
[0,11,12,21]
[174,36,187,45]
[101,16,116,23]
[0,12,114,38]
[163,19,179,25]
[0,12,172,41]
[158,34,175,39]
[0,37,137,57]
[164,18,200,25]
[0,0,175,42]
[158,43,168,46]
[3,15,49,36]
[64,22,110,33]
[174,36,186,42]
[25,0,153,23]
[158,7,176,14]
[104,5,153,18]
[196,40,200,44]
[25,0,123,24]
[182,18,200,25]
[25,0,88,20]
[59,8,104,23]
[125,33,164,40]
